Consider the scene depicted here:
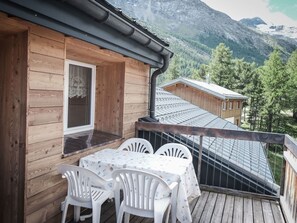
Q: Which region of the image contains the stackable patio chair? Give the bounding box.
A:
[112,168,178,223]
[155,143,193,162]
[57,164,113,223]
[117,138,154,154]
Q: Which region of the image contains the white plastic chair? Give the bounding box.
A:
[155,143,193,162]
[117,138,154,154]
[57,164,113,223]
[112,168,178,223]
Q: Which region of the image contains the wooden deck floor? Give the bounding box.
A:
[70,190,285,223]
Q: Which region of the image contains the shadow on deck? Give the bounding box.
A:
[69,190,285,223]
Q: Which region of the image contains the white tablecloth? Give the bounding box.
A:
[79,149,201,222]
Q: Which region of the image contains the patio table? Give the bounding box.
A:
[79,148,201,223]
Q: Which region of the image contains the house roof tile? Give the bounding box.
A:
[155,88,277,193]
[161,77,248,100]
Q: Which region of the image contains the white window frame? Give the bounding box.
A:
[229,101,233,110]
[222,101,227,110]
[236,101,241,109]
[64,60,96,135]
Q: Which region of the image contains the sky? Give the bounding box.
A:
[201,0,297,27]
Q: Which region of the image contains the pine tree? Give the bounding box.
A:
[286,50,297,120]
[260,49,288,132]
[208,43,234,89]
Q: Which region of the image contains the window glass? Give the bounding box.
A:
[64,60,96,134]
[68,64,92,128]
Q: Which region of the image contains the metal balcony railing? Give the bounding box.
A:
[135,121,297,223]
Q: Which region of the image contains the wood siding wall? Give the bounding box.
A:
[95,63,125,136]
[0,14,150,222]
[123,60,150,138]
[0,32,27,223]
[163,84,243,126]
[281,151,297,223]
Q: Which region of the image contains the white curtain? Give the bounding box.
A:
[68,65,89,98]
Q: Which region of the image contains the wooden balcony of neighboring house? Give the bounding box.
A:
[68,121,296,223]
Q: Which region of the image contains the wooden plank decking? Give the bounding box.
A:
[70,190,285,223]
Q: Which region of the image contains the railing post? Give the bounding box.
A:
[197,135,203,182]
[280,145,287,196]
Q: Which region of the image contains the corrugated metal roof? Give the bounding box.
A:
[160,77,248,100]
[155,88,276,191]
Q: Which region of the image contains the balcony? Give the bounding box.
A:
[73,121,296,222]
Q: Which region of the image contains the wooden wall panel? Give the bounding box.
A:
[30,53,64,75]
[95,63,125,136]
[28,23,65,43]
[0,31,27,223]
[123,61,150,138]
[27,138,63,163]
[29,90,63,107]
[28,107,63,126]
[30,34,64,59]
[29,71,63,91]
[28,123,63,145]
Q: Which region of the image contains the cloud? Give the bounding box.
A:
[201,0,297,26]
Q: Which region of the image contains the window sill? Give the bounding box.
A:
[62,130,122,157]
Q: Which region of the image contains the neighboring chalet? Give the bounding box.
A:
[0,1,173,222]
[161,77,248,126]
[140,88,278,195]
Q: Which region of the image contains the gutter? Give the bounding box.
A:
[149,54,171,120]
[63,0,173,63]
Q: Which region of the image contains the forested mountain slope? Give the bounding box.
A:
[108,0,297,76]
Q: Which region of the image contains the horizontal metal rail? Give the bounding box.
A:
[136,122,286,144]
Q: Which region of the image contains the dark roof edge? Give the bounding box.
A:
[65,0,173,59]
[1,0,173,68]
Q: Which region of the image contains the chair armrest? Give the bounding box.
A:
[168,181,178,191]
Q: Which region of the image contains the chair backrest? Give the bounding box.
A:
[117,138,154,154]
[57,164,107,203]
[112,169,170,211]
[155,143,193,162]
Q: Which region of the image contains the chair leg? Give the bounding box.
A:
[74,206,81,222]
[92,204,102,223]
[171,201,177,223]
[154,212,164,223]
[124,213,130,223]
[117,204,124,223]
[165,205,172,223]
[61,201,69,223]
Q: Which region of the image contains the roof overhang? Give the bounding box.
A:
[0,0,173,68]
[161,78,248,100]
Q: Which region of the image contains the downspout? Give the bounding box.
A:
[150,53,171,120]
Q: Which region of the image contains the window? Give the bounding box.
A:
[236,101,241,109]
[64,60,96,134]
[229,101,233,110]
[222,101,226,110]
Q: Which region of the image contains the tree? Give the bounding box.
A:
[167,56,181,81]
[232,59,264,130]
[192,64,208,81]
[247,69,264,130]
[208,43,234,89]
[286,50,297,120]
[260,49,288,132]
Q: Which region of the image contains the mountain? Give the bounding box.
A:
[107,0,297,74]
[239,17,297,40]
[239,17,267,27]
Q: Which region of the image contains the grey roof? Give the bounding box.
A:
[161,77,248,100]
[155,88,278,192]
